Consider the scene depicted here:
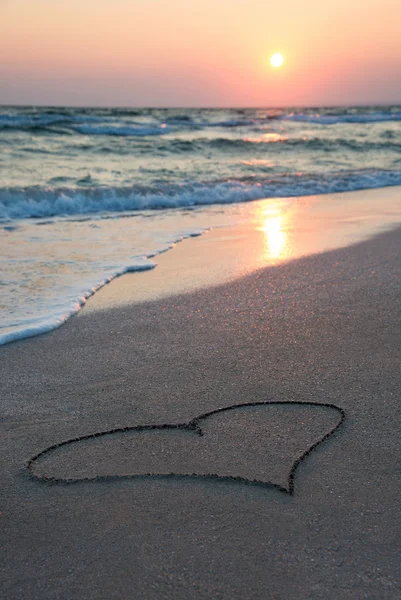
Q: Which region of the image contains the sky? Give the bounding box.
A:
[1,0,401,107]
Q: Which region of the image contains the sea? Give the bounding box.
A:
[1,105,401,346]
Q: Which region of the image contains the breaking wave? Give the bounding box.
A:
[3,107,401,134]
[282,111,401,125]
[2,169,401,221]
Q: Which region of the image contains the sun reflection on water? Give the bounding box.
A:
[262,214,287,258]
[255,202,289,260]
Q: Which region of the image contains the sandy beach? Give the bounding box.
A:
[1,201,401,598]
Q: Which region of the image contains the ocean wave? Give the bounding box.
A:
[0,111,200,134]
[2,169,401,221]
[72,134,401,157]
[0,113,258,134]
[164,114,196,124]
[0,111,172,132]
[0,114,69,130]
[3,108,401,135]
[282,111,401,125]
[0,112,114,131]
[156,136,401,155]
[206,119,258,128]
[73,124,173,137]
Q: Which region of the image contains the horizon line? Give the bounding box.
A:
[1,101,400,111]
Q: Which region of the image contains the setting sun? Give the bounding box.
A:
[270,53,284,68]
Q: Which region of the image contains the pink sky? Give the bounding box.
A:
[1,0,401,107]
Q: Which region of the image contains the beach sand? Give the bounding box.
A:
[1,195,401,598]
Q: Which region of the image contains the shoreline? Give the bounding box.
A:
[2,185,401,346]
[82,184,401,315]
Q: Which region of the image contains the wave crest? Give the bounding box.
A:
[282,111,401,125]
[2,169,401,221]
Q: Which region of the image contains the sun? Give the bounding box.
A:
[270,53,284,69]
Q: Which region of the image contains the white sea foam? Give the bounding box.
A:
[0,257,160,346]
[0,219,204,345]
[2,170,401,221]
[282,112,401,124]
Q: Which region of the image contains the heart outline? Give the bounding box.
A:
[27,401,345,495]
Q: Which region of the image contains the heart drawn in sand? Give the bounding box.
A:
[27,401,345,495]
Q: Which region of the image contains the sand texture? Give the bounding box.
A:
[1,227,401,599]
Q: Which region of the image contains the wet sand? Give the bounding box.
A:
[1,221,401,598]
[81,185,401,313]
